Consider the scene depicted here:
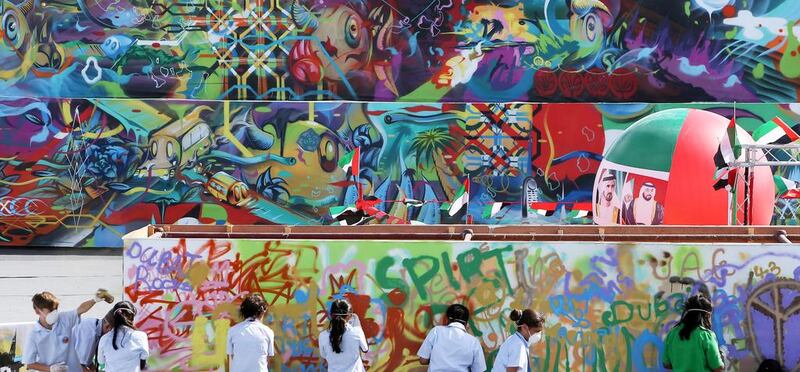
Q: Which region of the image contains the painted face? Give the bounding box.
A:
[466,3,540,45]
[603,179,616,201]
[289,5,369,84]
[0,0,33,81]
[642,186,655,201]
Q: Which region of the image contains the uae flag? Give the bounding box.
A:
[568,202,593,218]
[752,117,800,145]
[529,202,557,216]
[712,169,737,191]
[330,205,368,225]
[339,147,360,176]
[482,202,506,218]
[447,178,470,216]
[713,117,741,180]
[774,176,800,199]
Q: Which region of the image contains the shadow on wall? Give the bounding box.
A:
[122,238,800,371]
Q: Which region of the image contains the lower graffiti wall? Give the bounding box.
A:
[122,237,800,371]
[0,323,32,372]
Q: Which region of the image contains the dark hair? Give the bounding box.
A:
[676,294,713,340]
[757,359,784,372]
[109,301,137,350]
[509,308,545,328]
[240,294,268,320]
[32,292,59,311]
[446,304,469,325]
[329,299,352,354]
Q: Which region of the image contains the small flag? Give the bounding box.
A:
[774,176,800,199]
[482,202,504,218]
[752,117,800,145]
[339,147,361,176]
[568,202,593,218]
[330,205,368,225]
[713,117,741,180]
[448,178,470,216]
[403,199,425,207]
[712,169,737,191]
[529,202,557,216]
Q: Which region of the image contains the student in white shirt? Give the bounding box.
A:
[71,317,103,371]
[319,299,369,372]
[23,290,114,372]
[73,302,132,372]
[491,308,545,372]
[97,301,149,372]
[226,294,275,372]
[418,303,486,372]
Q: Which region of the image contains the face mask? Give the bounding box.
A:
[528,331,542,346]
[45,310,59,325]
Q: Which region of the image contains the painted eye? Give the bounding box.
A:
[584,14,598,42]
[150,142,158,157]
[344,15,360,48]
[3,12,20,48]
[166,141,175,159]
[318,133,339,173]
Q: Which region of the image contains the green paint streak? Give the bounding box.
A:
[375,256,410,305]
[725,29,738,39]
[753,63,765,79]
[544,337,552,372]
[684,1,691,16]
[402,255,440,301]
[554,340,561,372]
[441,251,461,290]
[779,24,800,78]
[201,203,228,221]
[400,81,449,102]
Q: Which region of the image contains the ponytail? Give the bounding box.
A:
[109,302,137,350]
[328,299,352,354]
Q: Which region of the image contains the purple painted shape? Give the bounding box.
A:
[785,314,800,370]
[751,309,777,360]
[780,288,800,311]
[759,291,775,309]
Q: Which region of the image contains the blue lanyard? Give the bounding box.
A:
[514,332,531,372]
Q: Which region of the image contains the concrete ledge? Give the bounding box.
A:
[141,224,800,243]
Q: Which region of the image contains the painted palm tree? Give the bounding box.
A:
[409,128,459,199]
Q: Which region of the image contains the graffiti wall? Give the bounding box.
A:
[0,323,32,372]
[122,237,800,371]
[1,99,799,246]
[0,0,798,102]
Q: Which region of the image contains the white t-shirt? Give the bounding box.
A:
[491,332,529,372]
[319,324,368,372]
[22,309,82,372]
[97,326,150,372]
[417,323,486,372]
[72,317,102,366]
[226,319,275,372]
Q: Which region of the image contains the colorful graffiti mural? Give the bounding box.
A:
[1,99,799,247]
[120,237,800,371]
[0,0,798,102]
[0,323,31,372]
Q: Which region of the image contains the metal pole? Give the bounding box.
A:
[743,148,751,225]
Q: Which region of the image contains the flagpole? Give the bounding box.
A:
[731,102,738,225]
[465,177,472,224]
